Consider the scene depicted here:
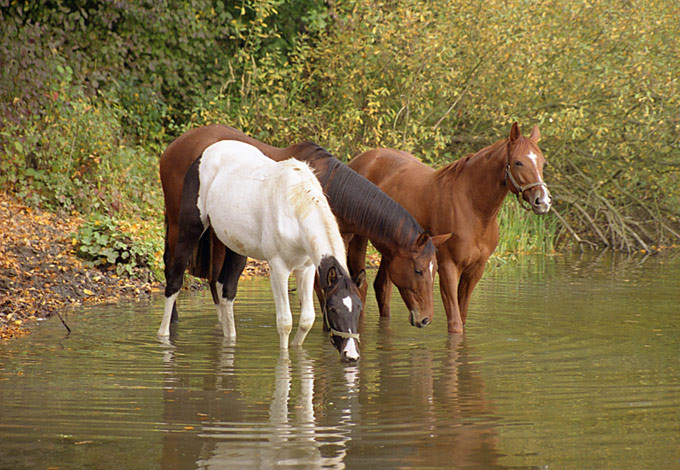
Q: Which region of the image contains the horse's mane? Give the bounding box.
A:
[433,139,506,184]
[292,142,428,252]
[433,154,474,184]
[282,159,347,267]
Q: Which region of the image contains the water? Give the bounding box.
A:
[1,251,679,469]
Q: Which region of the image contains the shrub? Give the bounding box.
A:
[73,213,162,280]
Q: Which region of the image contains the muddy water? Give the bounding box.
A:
[1,251,679,469]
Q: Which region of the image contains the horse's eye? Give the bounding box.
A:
[415,269,423,276]
[515,160,523,167]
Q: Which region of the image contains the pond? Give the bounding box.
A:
[1,251,679,469]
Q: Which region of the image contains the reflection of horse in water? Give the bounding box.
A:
[159,340,357,470]
[158,320,502,468]
[335,333,504,469]
[197,350,355,470]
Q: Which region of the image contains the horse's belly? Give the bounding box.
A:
[217,229,264,259]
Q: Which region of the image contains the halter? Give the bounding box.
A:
[319,279,361,343]
[504,146,550,212]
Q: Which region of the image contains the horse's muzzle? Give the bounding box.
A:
[530,189,552,214]
[409,310,431,328]
[341,337,360,362]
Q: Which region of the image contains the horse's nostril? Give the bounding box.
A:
[535,197,541,206]
[421,317,430,326]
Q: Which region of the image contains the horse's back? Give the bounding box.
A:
[161,125,289,192]
[202,139,273,173]
[349,148,433,188]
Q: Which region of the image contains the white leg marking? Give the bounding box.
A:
[215,281,225,324]
[221,299,236,339]
[158,292,179,337]
[269,261,293,349]
[292,266,316,346]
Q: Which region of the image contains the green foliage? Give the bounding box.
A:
[2,0,679,266]
[74,214,162,280]
[496,199,558,256]
[200,0,679,252]
[315,0,679,251]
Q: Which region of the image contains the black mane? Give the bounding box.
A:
[292,142,429,252]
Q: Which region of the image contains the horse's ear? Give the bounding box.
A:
[415,231,431,248]
[529,125,541,142]
[431,233,452,247]
[352,269,366,288]
[509,122,521,143]
[326,265,338,287]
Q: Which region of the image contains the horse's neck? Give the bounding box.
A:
[440,141,509,222]
[297,195,347,270]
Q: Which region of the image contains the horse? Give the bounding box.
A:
[157,140,362,362]
[347,122,552,333]
[160,124,451,329]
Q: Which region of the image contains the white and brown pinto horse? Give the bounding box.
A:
[158,140,362,361]
[348,123,552,333]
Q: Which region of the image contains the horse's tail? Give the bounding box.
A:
[188,229,212,279]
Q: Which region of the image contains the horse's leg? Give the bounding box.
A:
[268,259,294,349]
[347,235,370,310]
[215,246,247,339]
[159,159,207,337]
[373,259,393,318]
[292,265,316,346]
[458,263,485,325]
[158,219,205,337]
[163,214,181,324]
[208,235,227,324]
[437,255,463,334]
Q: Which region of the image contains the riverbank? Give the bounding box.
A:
[0,191,269,341]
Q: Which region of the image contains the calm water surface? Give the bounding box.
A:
[1,252,679,469]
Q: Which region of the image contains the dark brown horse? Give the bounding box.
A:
[347,123,552,333]
[160,125,450,329]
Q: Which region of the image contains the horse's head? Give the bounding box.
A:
[318,256,362,362]
[505,122,552,214]
[388,232,451,328]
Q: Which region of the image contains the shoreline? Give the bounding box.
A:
[0,191,268,341]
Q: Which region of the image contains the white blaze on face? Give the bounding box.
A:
[343,296,353,312]
[526,150,552,210]
[527,151,543,182]
[429,261,434,278]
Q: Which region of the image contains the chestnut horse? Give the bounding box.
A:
[160,125,450,329]
[348,123,552,333]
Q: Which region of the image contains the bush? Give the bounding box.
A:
[73,213,162,280]
[200,0,680,252]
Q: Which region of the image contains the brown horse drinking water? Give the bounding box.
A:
[160,125,450,331]
[348,123,552,333]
